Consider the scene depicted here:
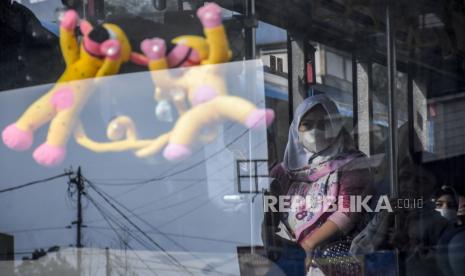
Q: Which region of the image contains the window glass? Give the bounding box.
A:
[1,1,465,275]
[326,51,345,80]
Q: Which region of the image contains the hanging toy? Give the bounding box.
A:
[75,3,275,161]
[139,2,275,161]
[1,10,145,167]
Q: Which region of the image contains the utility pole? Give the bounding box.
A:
[70,167,85,274]
[76,167,83,249]
[105,247,111,276]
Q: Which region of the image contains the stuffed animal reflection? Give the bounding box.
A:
[1,10,142,167]
[76,3,275,162]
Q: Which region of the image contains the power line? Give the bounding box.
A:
[88,171,235,233]
[121,181,234,221]
[156,185,234,229]
[85,194,159,275]
[88,181,191,248]
[2,226,70,234]
[87,181,190,250]
[87,226,244,245]
[85,193,155,251]
[0,172,72,194]
[86,181,222,274]
[127,154,243,212]
[88,187,196,272]
[86,194,150,250]
[91,177,235,186]
[85,179,232,225]
[85,192,161,250]
[86,183,193,275]
[87,193,223,275]
[82,182,234,268]
[86,191,160,250]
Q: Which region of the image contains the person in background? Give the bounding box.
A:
[433,186,459,223]
[350,124,451,276]
[436,190,465,276]
[262,95,372,276]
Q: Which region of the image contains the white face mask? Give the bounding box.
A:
[298,129,327,154]
[436,208,457,222]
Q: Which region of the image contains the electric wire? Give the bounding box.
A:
[86,180,222,274]
[2,226,70,234]
[85,184,193,275]
[87,193,221,275]
[91,225,239,276]
[85,193,160,275]
[86,226,243,245]
[85,193,156,252]
[0,172,72,194]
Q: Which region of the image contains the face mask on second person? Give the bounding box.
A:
[435,208,458,221]
[435,191,458,222]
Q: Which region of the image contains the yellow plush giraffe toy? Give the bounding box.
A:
[1,10,141,167]
[74,3,275,162]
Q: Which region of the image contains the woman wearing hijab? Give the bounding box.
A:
[262,95,372,275]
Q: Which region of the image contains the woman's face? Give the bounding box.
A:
[298,105,328,132]
[297,105,331,154]
[435,194,458,222]
[435,194,458,210]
